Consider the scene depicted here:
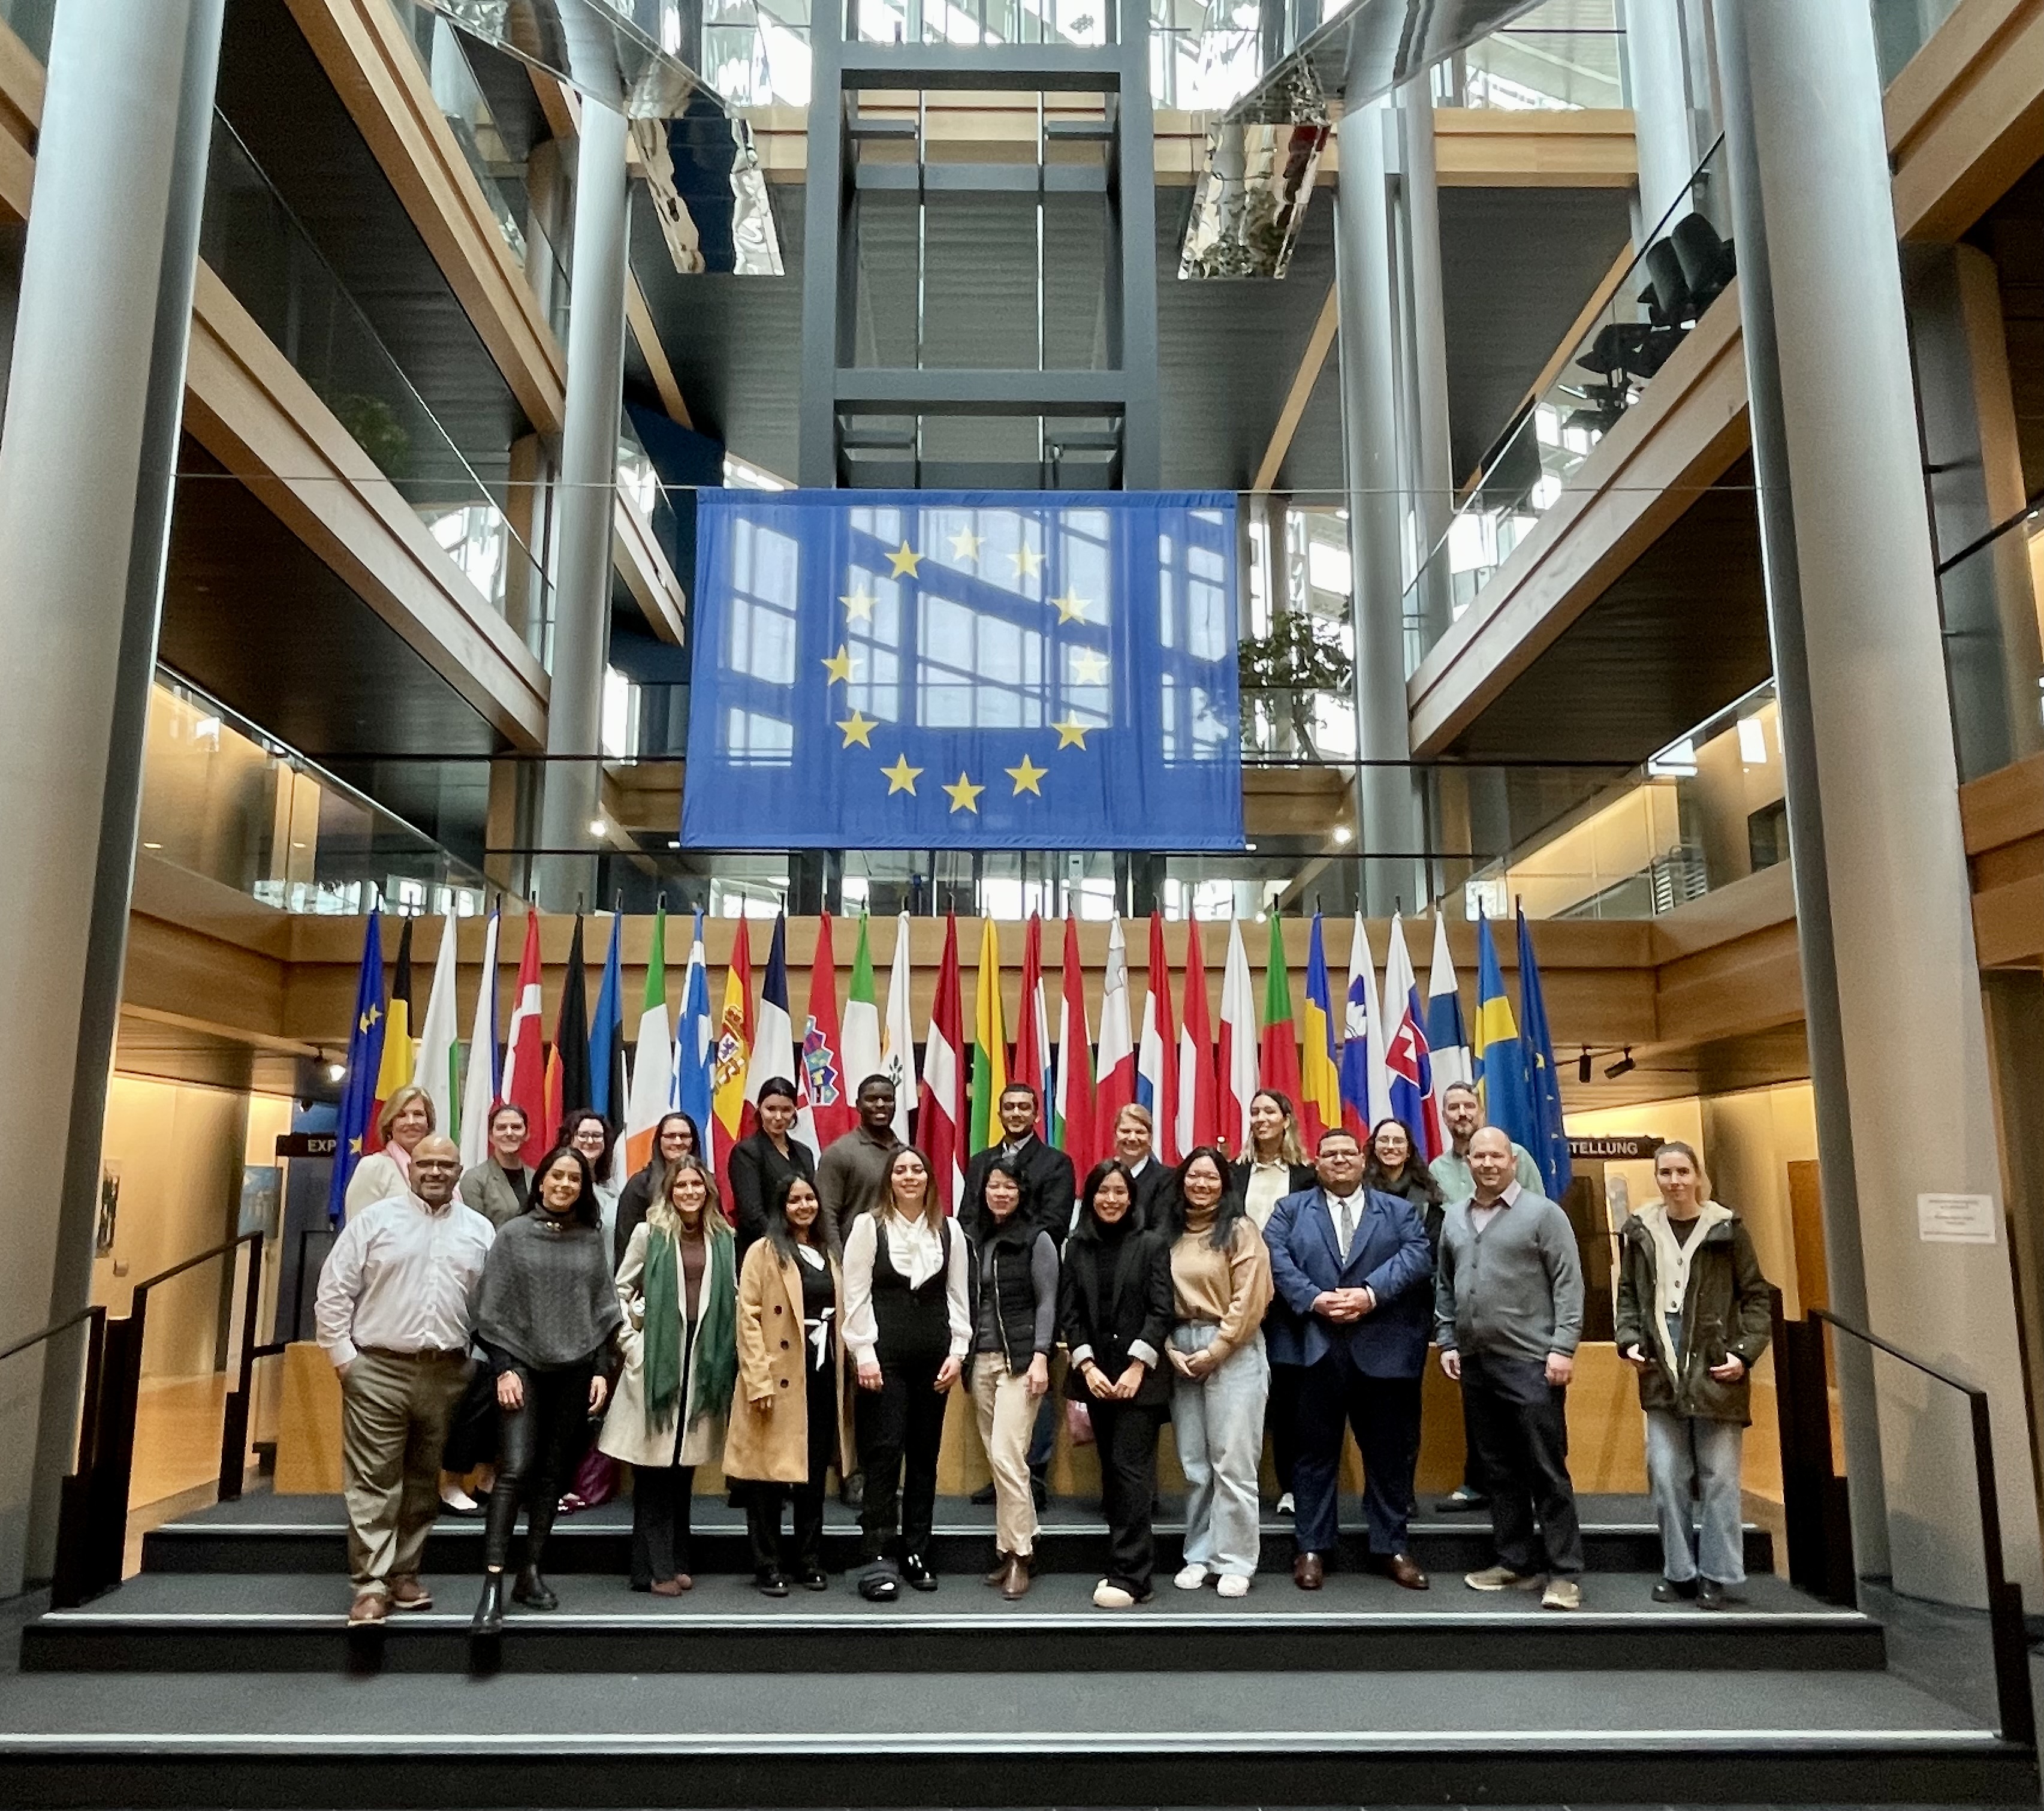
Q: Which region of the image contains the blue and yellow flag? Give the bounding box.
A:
[328,911,386,1225]
[1472,910,1534,1156]
[1299,911,1342,1149]
[681,490,1244,850]
[1517,906,1573,1199]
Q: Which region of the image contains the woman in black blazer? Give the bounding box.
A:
[1060,1160,1174,1608]
[1228,1088,1316,1515]
[728,1078,817,1264]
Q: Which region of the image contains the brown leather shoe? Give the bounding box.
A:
[1000,1553,1032,1601]
[388,1578,431,1611]
[1292,1552,1324,1591]
[984,1550,1010,1586]
[1385,1552,1430,1592]
[347,1590,388,1625]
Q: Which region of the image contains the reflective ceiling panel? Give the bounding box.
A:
[421,0,701,114]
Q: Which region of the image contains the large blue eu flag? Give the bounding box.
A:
[681,491,1245,851]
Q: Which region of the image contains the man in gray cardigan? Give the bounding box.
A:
[1434,1127,1587,1609]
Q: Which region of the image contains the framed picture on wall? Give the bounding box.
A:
[239,1166,282,1241]
[95,1162,119,1256]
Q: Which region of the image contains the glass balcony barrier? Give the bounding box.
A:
[137,671,491,919]
[1401,133,1733,668]
[1431,0,1623,113]
[200,113,553,660]
[1933,495,2044,786]
[703,0,815,109]
[1870,0,1965,86]
[386,0,574,341]
[0,0,52,61]
[852,0,1110,49]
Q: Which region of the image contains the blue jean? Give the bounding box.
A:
[1645,1408,1746,1586]
[1170,1324,1270,1579]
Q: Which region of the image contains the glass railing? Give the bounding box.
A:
[384,0,573,341]
[0,0,52,61]
[1402,134,1733,665]
[854,0,1109,49]
[1432,13,1624,112]
[1934,498,2044,785]
[1870,0,1965,86]
[704,0,815,107]
[199,113,552,656]
[138,671,489,917]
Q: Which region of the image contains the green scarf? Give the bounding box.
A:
[642,1225,740,1435]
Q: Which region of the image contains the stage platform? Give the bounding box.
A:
[0,1491,2031,1806]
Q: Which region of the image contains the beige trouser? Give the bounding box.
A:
[339,1348,469,1595]
[970,1352,1040,1559]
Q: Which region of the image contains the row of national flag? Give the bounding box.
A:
[328,901,1570,1222]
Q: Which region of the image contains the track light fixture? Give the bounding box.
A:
[1578,1047,1593,1084]
[1605,1047,1636,1080]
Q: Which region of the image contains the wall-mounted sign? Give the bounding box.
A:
[1567,1135,1662,1161]
[1918,1192,1997,1244]
[275,1133,338,1159]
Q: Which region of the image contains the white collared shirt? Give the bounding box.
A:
[1325,1183,1362,1261]
[840,1211,973,1366]
[1469,1179,1523,1236]
[315,1192,495,1367]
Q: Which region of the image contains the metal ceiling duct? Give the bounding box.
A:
[421,0,785,274]
[1178,0,1548,279]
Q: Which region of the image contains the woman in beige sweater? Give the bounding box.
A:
[1161,1145,1274,1598]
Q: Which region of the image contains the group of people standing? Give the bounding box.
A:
[313,1067,1772,1631]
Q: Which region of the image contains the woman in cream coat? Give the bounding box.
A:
[723,1173,855,1595]
[599,1157,737,1593]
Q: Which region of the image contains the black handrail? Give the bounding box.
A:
[0,1303,104,1368]
[1777,1298,2034,1751]
[0,1304,109,1609]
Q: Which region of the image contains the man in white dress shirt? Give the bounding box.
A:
[315,1134,494,1624]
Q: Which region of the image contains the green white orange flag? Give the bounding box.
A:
[842,910,882,1101]
[623,903,673,1175]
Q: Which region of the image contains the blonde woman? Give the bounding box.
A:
[725,1173,855,1595]
[1614,1140,1772,1607]
[343,1084,435,1221]
[842,1146,971,1602]
[599,1156,737,1595]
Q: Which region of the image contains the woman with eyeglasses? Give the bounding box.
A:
[612,1110,707,1272]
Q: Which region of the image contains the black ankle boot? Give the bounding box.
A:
[513,1563,557,1610]
[471,1572,505,1636]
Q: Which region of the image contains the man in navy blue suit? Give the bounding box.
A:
[1265,1127,1435,1591]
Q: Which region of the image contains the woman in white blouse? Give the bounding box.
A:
[842,1146,971,1602]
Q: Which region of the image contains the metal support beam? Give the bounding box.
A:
[836,369,1128,414]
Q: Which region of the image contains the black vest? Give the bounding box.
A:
[869,1218,954,1363]
[973,1232,1044,1371]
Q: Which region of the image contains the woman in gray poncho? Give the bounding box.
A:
[471,1145,623,1637]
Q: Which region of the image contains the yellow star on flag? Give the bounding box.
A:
[1051,718,1091,751]
[1071,648,1109,685]
[1009,543,1045,580]
[881,753,922,795]
[943,771,985,813]
[1051,590,1089,624]
[837,709,878,749]
[1006,754,1048,797]
[840,586,877,622]
[887,541,924,578]
[822,644,857,685]
[348,1135,364,1155]
[948,527,984,563]
[358,1004,380,1035]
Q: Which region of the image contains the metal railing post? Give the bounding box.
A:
[217,1231,264,1501]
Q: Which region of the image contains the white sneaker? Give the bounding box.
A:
[1173,1563,1208,1590]
[1216,1574,1250,1599]
[1093,1579,1135,1608]
[1274,1492,1295,1517]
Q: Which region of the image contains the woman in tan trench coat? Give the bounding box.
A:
[723,1171,855,1595]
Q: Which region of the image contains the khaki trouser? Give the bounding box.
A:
[970,1352,1040,1559]
[339,1348,469,1595]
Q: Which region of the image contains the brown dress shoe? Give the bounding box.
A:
[388,1578,432,1611]
[1000,1553,1032,1601]
[984,1551,1010,1586]
[1292,1552,1324,1590]
[347,1590,388,1625]
[650,1575,692,1596]
[1385,1552,1430,1591]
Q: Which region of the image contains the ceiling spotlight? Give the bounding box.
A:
[588,817,607,837]
[1605,1047,1636,1080]
[325,1061,346,1083]
[1332,825,1353,845]
[1578,1047,1593,1084]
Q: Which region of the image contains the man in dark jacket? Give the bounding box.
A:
[1265,1128,1434,1591]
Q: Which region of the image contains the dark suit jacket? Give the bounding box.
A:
[1058,1228,1175,1408]
[728,1131,818,1262]
[961,1136,1078,1249]
[1263,1186,1433,1377]
[1124,1158,1175,1232]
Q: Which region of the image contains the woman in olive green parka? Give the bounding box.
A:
[1614,1141,1771,1607]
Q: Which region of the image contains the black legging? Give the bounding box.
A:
[484,1362,593,1571]
[855,1345,948,1563]
[746,1365,839,1578]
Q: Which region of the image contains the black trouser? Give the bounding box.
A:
[484,1363,592,1571]
[1459,1387,1490,1496]
[747,1367,837,1578]
[1463,1350,1584,1577]
[1090,1398,1166,1595]
[1265,1359,1303,1497]
[1293,1349,1421,1557]
[629,1460,695,1587]
[855,1345,948,1563]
